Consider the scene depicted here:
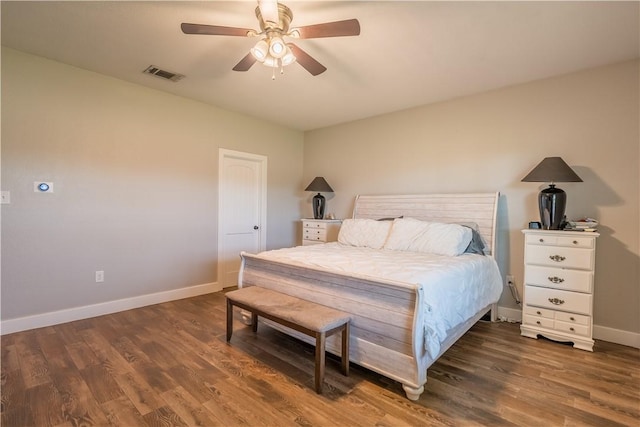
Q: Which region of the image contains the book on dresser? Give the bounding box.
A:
[520,229,599,351]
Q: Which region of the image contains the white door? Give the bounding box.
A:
[218,149,267,288]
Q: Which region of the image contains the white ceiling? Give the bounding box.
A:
[2,1,638,131]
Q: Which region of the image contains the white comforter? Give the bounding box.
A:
[254,242,503,357]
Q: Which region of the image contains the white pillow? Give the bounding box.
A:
[338,219,392,249]
[383,217,431,251]
[384,218,472,256]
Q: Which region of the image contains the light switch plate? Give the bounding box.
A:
[1,191,10,204]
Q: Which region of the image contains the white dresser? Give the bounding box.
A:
[520,229,599,351]
[301,219,342,246]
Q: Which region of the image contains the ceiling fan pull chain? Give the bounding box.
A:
[272,66,276,80]
[279,58,285,75]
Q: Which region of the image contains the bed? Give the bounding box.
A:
[238,193,503,400]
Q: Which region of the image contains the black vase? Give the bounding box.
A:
[312,193,326,219]
[539,185,566,230]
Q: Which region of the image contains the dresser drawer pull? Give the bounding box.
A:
[570,327,575,332]
[570,317,575,321]
[539,238,545,243]
[548,297,565,305]
[548,276,565,284]
[536,310,542,315]
[549,255,566,262]
[573,240,579,245]
[536,321,541,325]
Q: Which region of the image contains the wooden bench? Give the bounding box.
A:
[226,286,351,394]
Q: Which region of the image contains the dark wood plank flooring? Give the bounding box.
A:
[2,290,638,426]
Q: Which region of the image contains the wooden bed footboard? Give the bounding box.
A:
[238,252,430,397]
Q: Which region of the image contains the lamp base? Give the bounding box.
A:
[312,193,326,219]
[539,185,566,230]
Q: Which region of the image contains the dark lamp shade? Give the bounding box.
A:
[305,177,334,193]
[521,157,582,230]
[521,157,583,183]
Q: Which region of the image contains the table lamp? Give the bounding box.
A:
[305,177,333,219]
[521,157,582,230]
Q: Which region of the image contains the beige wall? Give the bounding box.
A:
[1,48,304,320]
[304,60,639,336]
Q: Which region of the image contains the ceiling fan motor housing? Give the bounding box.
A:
[255,3,293,33]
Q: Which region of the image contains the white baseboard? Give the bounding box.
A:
[496,306,523,323]
[495,305,639,349]
[593,324,640,349]
[0,282,221,335]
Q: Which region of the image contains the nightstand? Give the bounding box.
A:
[301,219,342,246]
[520,229,599,351]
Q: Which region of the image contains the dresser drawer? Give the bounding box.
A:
[555,320,590,337]
[524,265,593,293]
[303,229,327,241]
[303,227,326,236]
[524,305,555,319]
[557,236,594,249]
[525,245,594,270]
[524,314,554,329]
[303,221,328,230]
[525,234,594,249]
[525,285,592,315]
[555,311,590,326]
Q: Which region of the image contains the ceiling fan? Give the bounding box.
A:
[181,0,360,77]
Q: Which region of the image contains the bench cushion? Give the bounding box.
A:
[226,286,350,333]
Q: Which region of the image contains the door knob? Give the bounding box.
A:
[253,225,259,230]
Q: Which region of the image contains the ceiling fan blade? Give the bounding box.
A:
[181,23,252,37]
[289,43,327,76]
[232,53,258,72]
[294,19,360,39]
[257,0,279,24]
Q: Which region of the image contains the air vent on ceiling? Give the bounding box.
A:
[143,65,185,82]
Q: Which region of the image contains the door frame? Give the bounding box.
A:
[218,148,268,288]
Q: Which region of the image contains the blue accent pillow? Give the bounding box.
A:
[463,227,486,255]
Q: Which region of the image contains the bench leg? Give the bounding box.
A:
[315,332,326,394]
[226,299,233,342]
[342,323,350,376]
[251,313,258,333]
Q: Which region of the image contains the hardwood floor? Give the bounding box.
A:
[2,290,638,426]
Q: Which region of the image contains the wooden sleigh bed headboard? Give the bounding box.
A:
[351,192,500,256]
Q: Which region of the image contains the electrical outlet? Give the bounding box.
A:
[95,270,104,283]
[506,274,522,305]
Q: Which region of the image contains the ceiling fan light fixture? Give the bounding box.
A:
[251,39,269,62]
[269,36,286,58]
[281,45,296,66]
[263,56,279,68]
